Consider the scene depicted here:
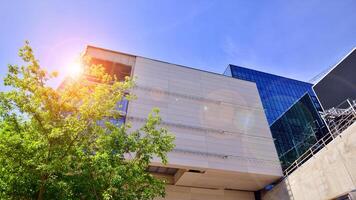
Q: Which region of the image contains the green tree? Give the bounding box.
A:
[0,41,175,200]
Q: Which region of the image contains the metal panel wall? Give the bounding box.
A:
[313,49,356,110]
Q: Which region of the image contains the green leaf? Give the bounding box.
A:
[0,41,175,200]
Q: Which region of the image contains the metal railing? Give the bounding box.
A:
[278,119,320,164]
[284,99,356,176]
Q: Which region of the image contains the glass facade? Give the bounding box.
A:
[270,94,329,170]
[97,99,127,127]
[88,57,131,127]
[115,98,129,125]
[225,65,322,124]
[225,65,328,170]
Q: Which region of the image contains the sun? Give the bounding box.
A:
[69,61,83,78]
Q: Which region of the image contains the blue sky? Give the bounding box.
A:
[0,0,355,89]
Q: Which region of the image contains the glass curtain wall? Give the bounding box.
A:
[225,65,322,124]
[270,93,329,170]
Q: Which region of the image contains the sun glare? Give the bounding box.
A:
[69,61,83,78]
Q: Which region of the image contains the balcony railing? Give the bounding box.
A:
[283,99,356,176]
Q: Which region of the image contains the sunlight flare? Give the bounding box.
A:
[68,60,83,78]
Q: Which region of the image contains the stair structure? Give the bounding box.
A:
[284,99,356,176]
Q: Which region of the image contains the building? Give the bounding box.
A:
[269,93,329,170]
[262,48,356,200]
[268,47,356,172]
[84,46,283,200]
[224,65,328,172]
[224,65,322,125]
[81,45,356,200]
[313,48,356,110]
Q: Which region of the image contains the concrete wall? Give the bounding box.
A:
[127,57,282,190]
[84,46,282,192]
[262,122,356,200]
[155,185,254,200]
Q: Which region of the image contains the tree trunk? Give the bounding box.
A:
[37,175,47,200]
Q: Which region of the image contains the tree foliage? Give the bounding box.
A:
[0,41,175,200]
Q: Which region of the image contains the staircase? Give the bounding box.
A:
[283,99,356,176]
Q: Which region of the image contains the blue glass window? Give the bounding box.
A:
[226,65,321,125]
[225,65,328,170]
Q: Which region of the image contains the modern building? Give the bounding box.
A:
[224,65,322,125]
[81,45,356,200]
[262,48,356,200]
[268,47,356,171]
[84,46,283,200]
[270,93,329,170]
[313,48,356,110]
[224,64,327,171]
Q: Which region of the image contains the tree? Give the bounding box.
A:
[0,41,175,200]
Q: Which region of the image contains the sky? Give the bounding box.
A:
[0,0,355,89]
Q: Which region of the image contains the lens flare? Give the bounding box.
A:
[69,61,83,78]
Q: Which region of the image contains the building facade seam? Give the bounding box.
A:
[172,148,281,166]
[134,85,264,111]
[127,116,274,141]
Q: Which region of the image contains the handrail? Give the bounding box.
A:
[283,99,356,176]
[284,133,333,175]
[278,120,320,159]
